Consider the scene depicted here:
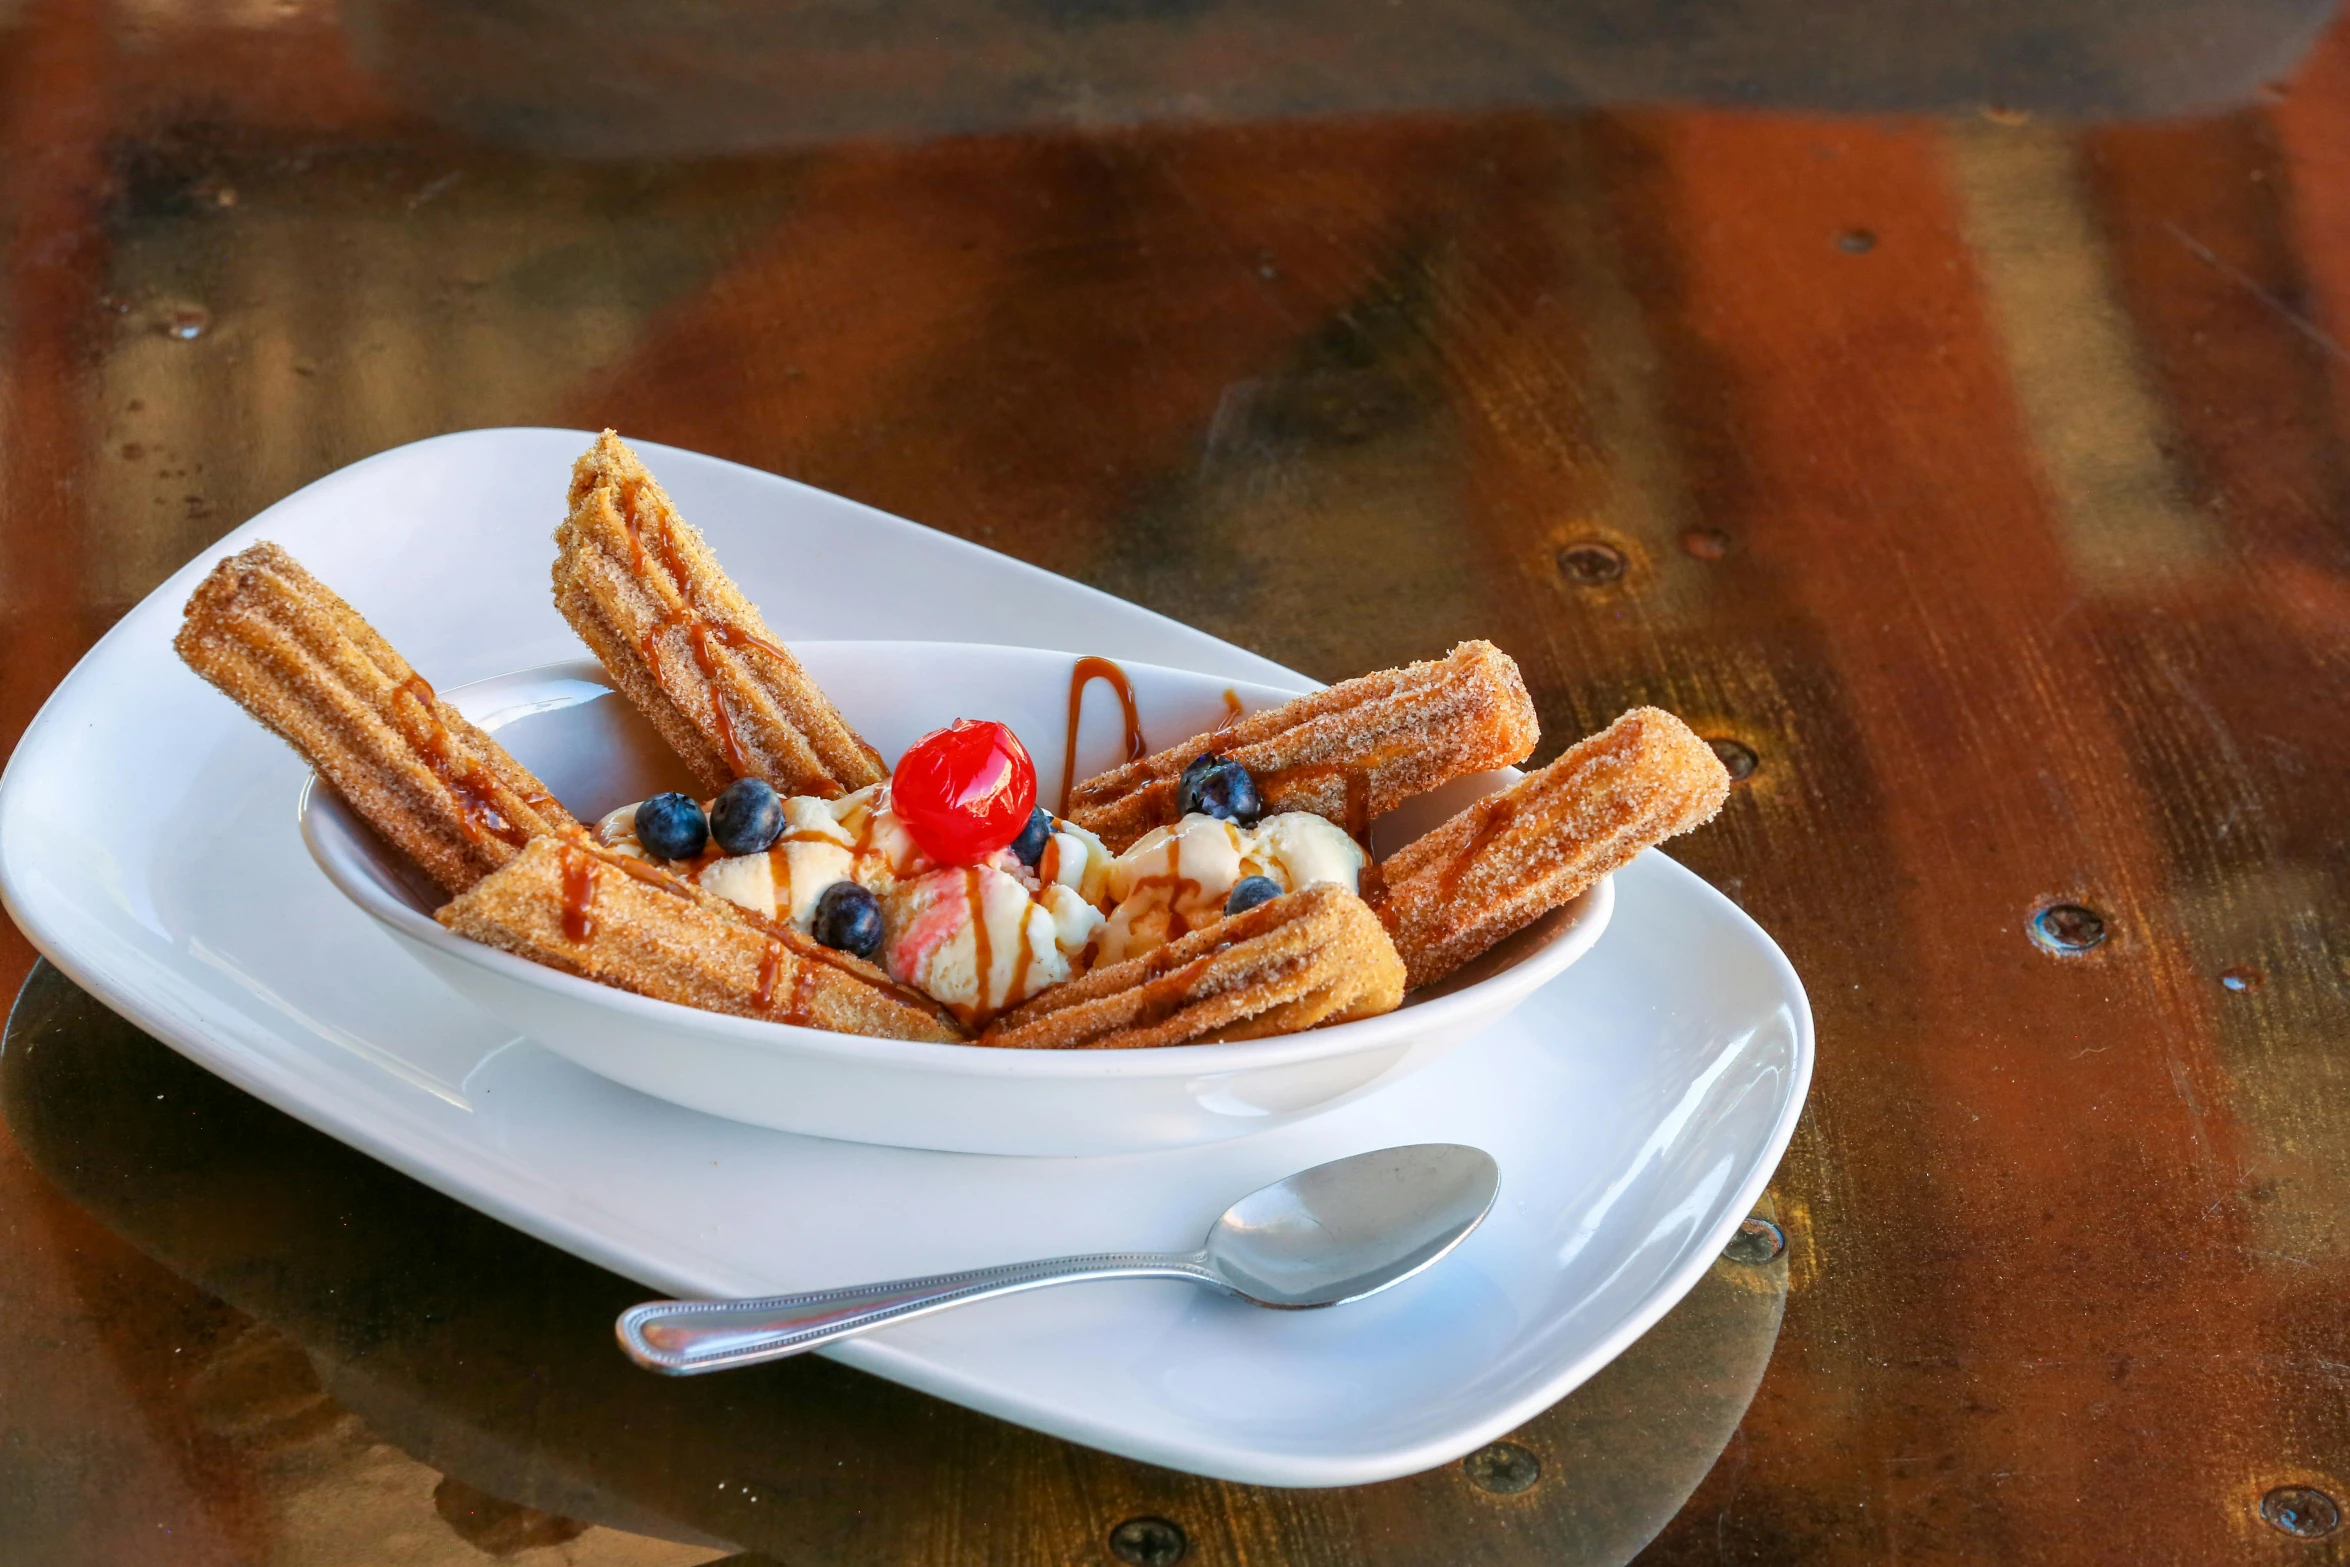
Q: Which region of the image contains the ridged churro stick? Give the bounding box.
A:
[1374,707,1729,989]
[174,542,577,895]
[439,836,966,1043]
[1066,640,1539,852]
[554,431,887,800]
[979,885,1405,1050]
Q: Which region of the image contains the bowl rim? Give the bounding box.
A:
[301,644,1615,1081]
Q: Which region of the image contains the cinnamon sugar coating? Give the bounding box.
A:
[173,542,577,896]
[438,836,965,1043]
[1065,640,1538,852]
[1374,706,1729,989]
[978,885,1404,1050]
[553,430,887,799]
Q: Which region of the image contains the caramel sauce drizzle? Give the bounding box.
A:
[617,475,803,784]
[637,606,689,660]
[688,621,749,777]
[559,843,601,942]
[635,606,754,778]
[755,939,820,1025]
[585,842,947,1019]
[850,805,881,874]
[1213,688,1245,736]
[395,675,533,848]
[784,960,820,1026]
[651,495,695,597]
[1440,798,1518,897]
[760,826,863,915]
[754,937,784,1009]
[424,662,560,817]
[1120,829,1202,941]
[1007,903,1037,1011]
[950,870,1049,1030]
[964,867,993,1024]
[841,800,912,880]
[1124,952,1220,1031]
[1105,894,1287,1029]
[1255,761,1373,844]
[1060,656,1147,813]
[708,619,795,664]
[618,479,653,577]
[589,837,699,900]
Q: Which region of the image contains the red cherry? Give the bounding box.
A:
[890,719,1038,866]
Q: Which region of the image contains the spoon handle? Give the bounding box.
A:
[616,1251,1221,1373]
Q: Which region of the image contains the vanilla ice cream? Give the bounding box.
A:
[596,784,1113,1021]
[1096,810,1367,964]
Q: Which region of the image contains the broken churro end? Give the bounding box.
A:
[553,430,887,799]
[1372,706,1729,989]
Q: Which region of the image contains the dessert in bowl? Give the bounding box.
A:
[183,431,1728,1155]
[301,648,1615,1153]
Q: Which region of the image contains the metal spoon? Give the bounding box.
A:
[616,1143,1499,1374]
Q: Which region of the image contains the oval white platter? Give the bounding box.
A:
[0,428,1811,1486]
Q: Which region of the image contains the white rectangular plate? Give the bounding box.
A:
[0,428,1811,1486]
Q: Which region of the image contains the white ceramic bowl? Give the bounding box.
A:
[303,643,1612,1156]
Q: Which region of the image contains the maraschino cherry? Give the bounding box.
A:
[890,719,1038,865]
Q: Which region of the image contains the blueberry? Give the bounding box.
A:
[1009,806,1054,867]
[710,777,784,856]
[811,880,884,959]
[1176,752,1261,825]
[1225,875,1283,917]
[634,792,707,861]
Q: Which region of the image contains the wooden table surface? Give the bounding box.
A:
[4,0,2348,1561]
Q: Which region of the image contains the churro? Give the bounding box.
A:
[438,836,966,1043]
[175,542,577,895]
[1065,641,1538,852]
[553,430,887,799]
[1374,707,1728,989]
[979,885,1404,1050]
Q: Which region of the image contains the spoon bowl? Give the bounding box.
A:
[1206,1143,1502,1308]
[617,1143,1500,1373]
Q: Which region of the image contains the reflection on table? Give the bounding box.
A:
[3,959,1783,1565]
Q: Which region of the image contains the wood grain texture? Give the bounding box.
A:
[4,0,2350,1559]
